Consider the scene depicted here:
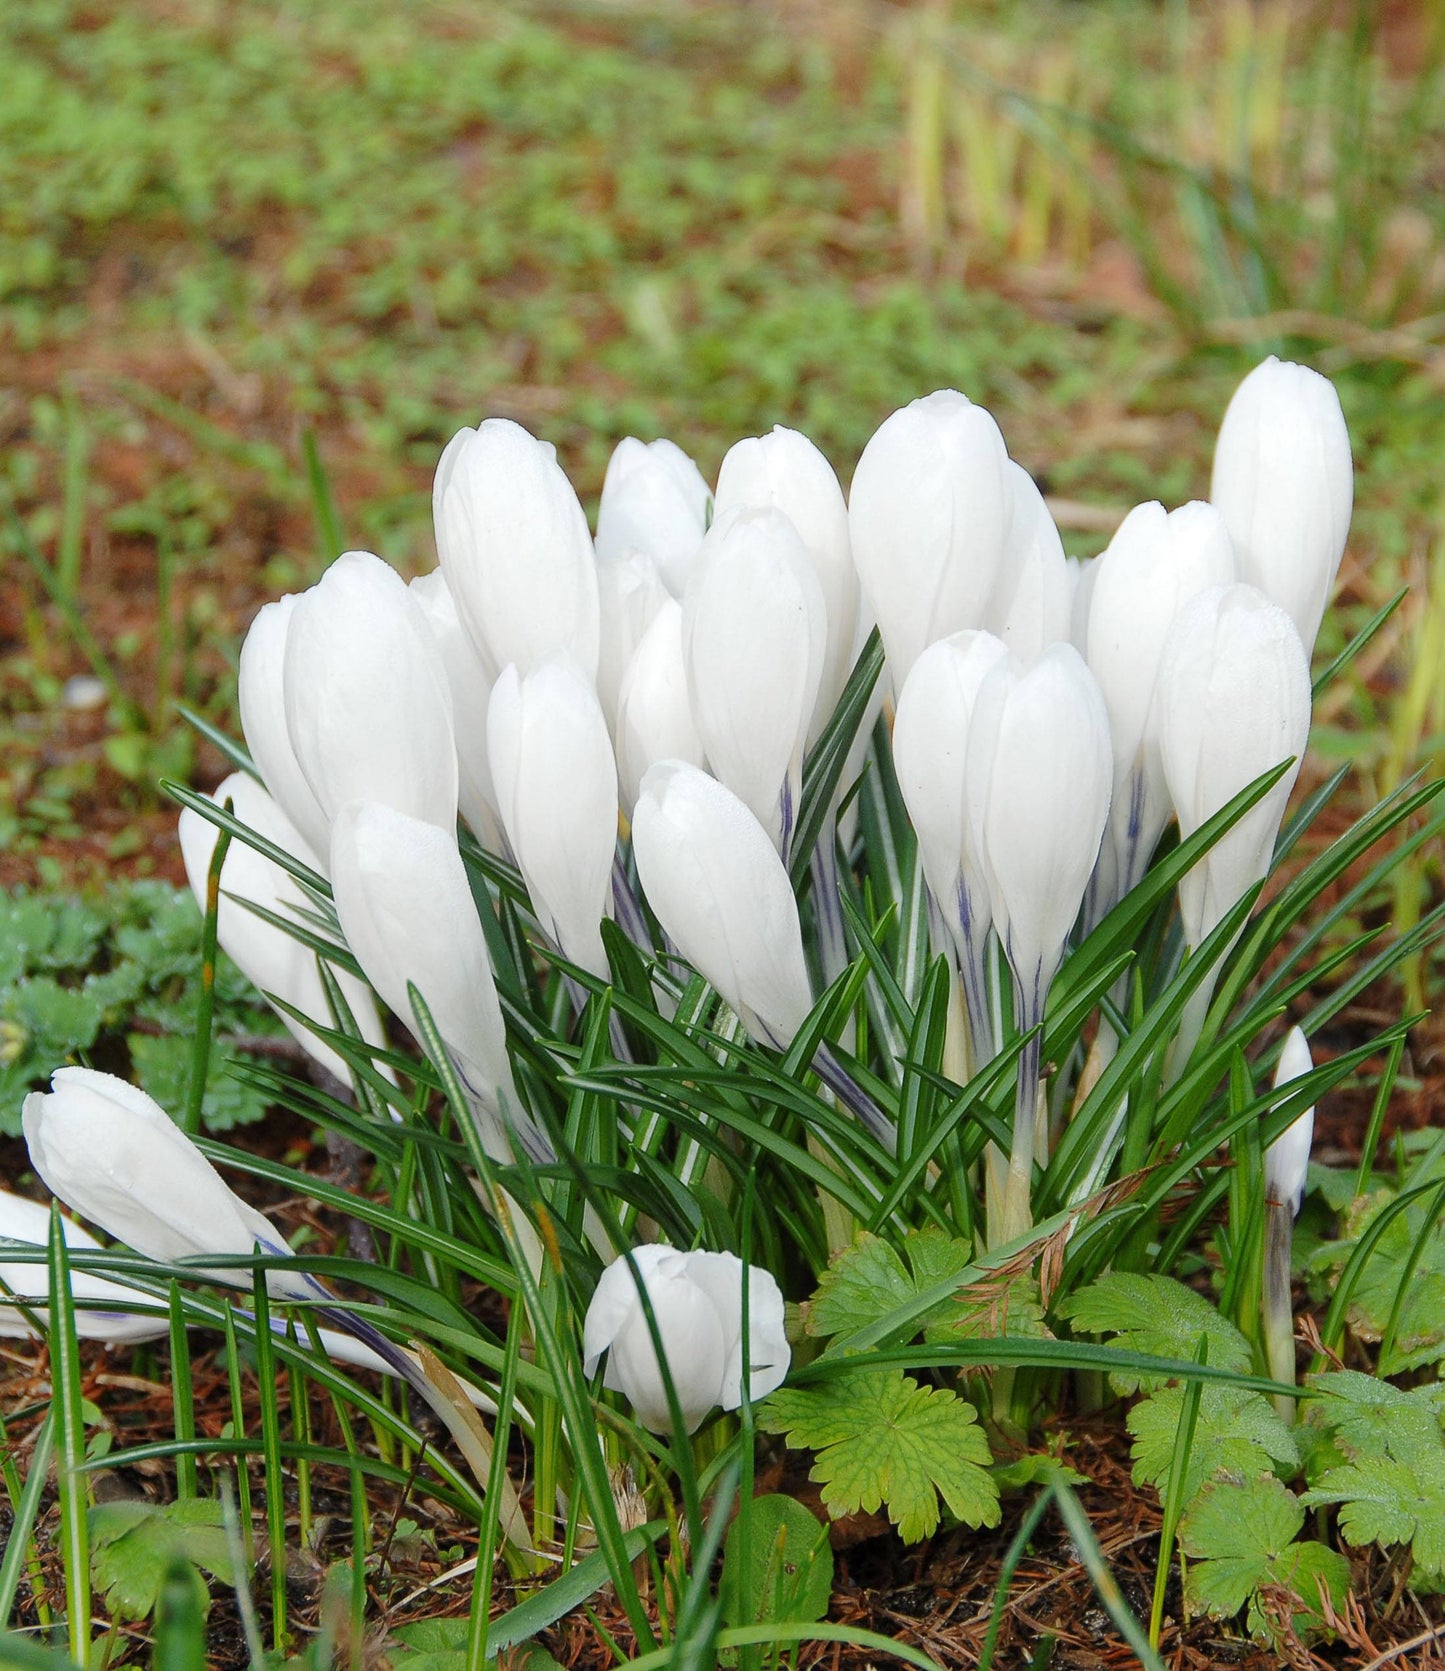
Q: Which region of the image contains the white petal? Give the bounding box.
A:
[487,657,619,978]
[438,419,601,678]
[179,773,388,1083]
[284,551,458,835]
[329,801,516,1128]
[632,762,813,1047]
[681,505,825,851]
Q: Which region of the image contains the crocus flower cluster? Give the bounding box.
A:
[149,353,1345,1428]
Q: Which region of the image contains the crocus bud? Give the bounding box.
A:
[0,1189,166,1343]
[283,551,458,837]
[965,645,1113,1006]
[1157,584,1311,950]
[1266,1026,1315,1218]
[435,418,601,680]
[989,464,1071,663]
[715,426,857,744]
[582,1244,790,1433]
[849,390,1013,691]
[682,506,825,855]
[631,762,814,1050]
[1086,501,1235,907]
[891,630,1010,964]
[178,773,389,1085]
[409,569,502,851]
[596,547,670,731]
[237,596,332,861]
[487,657,619,979]
[594,436,713,598]
[22,1069,308,1296]
[615,600,706,819]
[1210,356,1353,656]
[329,801,537,1160]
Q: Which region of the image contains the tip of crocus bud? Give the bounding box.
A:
[1265,1026,1315,1218]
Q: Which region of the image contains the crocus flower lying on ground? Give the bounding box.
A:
[23,1067,317,1298]
[582,1243,790,1434]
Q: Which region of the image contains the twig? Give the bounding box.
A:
[1357,1623,1445,1671]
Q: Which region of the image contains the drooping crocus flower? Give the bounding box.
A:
[23,1068,317,1299]
[715,425,858,745]
[1085,500,1236,917]
[0,1189,398,1379]
[21,1073,515,1450]
[594,435,713,599]
[582,1243,790,1433]
[487,655,619,980]
[178,772,390,1085]
[681,505,825,857]
[849,390,1013,692]
[236,595,333,863]
[283,551,458,837]
[329,800,552,1165]
[0,1188,166,1343]
[435,417,601,681]
[1210,356,1353,657]
[964,645,1113,1237]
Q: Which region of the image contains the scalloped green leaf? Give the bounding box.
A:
[1129,1383,1298,1503]
[1058,1272,1250,1393]
[758,1368,999,1543]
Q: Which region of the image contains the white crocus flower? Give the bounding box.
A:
[1266,1026,1316,1219]
[178,772,389,1085]
[594,436,713,598]
[681,505,826,857]
[1263,1025,1317,1417]
[329,801,552,1165]
[435,417,601,681]
[988,463,1072,664]
[22,1069,314,1298]
[631,761,814,1051]
[965,645,1112,1237]
[615,600,706,820]
[1157,583,1311,953]
[0,1189,166,1343]
[715,425,858,744]
[409,569,503,852]
[891,630,1011,1062]
[1085,500,1236,915]
[582,1244,790,1434]
[0,1187,460,1387]
[849,389,1013,692]
[283,551,458,837]
[237,595,333,862]
[1210,356,1353,657]
[487,656,619,980]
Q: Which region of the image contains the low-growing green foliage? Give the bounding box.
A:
[87,1499,240,1625]
[0,882,283,1133]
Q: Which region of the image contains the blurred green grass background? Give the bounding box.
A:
[1,0,1443,894]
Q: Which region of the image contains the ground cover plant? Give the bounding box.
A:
[3,2,1445,1669]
